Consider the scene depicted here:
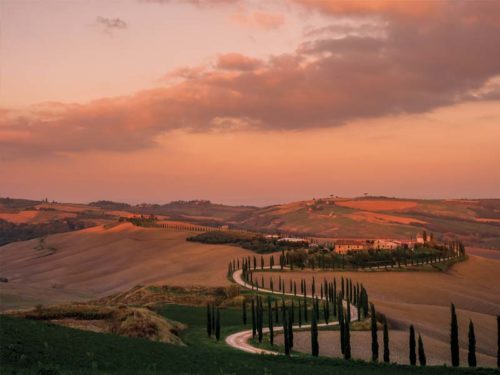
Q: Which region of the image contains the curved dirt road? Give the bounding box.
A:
[226,267,357,355]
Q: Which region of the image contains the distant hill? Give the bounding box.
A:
[1,196,500,249]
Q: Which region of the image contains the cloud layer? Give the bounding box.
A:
[2,0,500,158]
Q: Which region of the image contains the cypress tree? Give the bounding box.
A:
[206,303,212,337]
[468,320,476,367]
[212,304,216,332]
[215,308,221,341]
[311,306,319,357]
[450,303,460,367]
[383,316,390,363]
[275,299,279,323]
[261,255,264,270]
[288,310,294,349]
[409,325,416,366]
[418,334,426,366]
[497,316,500,368]
[242,299,247,325]
[370,303,379,362]
[338,297,345,354]
[312,277,316,296]
[314,297,319,320]
[333,280,337,317]
[283,309,290,356]
[258,297,263,343]
[344,300,351,360]
[304,296,308,322]
[268,297,274,346]
[251,299,256,339]
[298,299,302,328]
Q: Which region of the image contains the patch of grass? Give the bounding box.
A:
[1,306,498,375]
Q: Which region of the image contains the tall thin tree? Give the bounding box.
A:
[311,306,319,357]
[497,316,499,368]
[370,303,379,362]
[344,300,351,360]
[383,316,390,363]
[468,320,476,367]
[418,334,426,366]
[251,299,256,339]
[268,296,274,346]
[206,303,212,337]
[215,308,221,341]
[450,303,460,367]
[409,325,416,366]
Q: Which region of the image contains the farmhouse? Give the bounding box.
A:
[373,239,401,250]
[335,240,370,254]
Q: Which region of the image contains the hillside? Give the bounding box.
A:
[236,197,500,249]
[2,196,500,249]
[0,223,255,310]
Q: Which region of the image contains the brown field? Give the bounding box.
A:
[335,200,418,211]
[0,210,77,224]
[254,254,500,364]
[0,223,255,307]
[276,329,496,367]
[345,211,427,225]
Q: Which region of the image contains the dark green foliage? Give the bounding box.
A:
[418,334,426,366]
[450,303,459,367]
[212,304,216,332]
[283,309,290,356]
[338,297,345,355]
[268,296,274,346]
[215,308,221,341]
[251,299,256,339]
[206,303,212,337]
[497,316,500,368]
[288,310,294,349]
[370,304,378,362]
[311,306,319,357]
[275,299,279,323]
[298,299,302,328]
[344,300,351,360]
[304,296,308,323]
[409,325,416,366]
[187,231,303,254]
[383,317,390,363]
[468,320,476,367]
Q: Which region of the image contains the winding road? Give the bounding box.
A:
[226,267,358,355]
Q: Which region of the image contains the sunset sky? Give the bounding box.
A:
[1,0,500,206]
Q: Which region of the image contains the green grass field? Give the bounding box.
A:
[1,304,497,375]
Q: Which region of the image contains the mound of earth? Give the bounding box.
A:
[8,303,185,345]
[97,284,242,307]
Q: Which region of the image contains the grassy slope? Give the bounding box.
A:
[1,305,496,375]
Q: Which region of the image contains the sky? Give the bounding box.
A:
[1,0,500,206]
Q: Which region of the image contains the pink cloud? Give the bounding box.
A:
[2,0,500,159]
[215,53,263,71]
[230,10,285,30]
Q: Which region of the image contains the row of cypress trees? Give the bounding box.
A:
[206,303,220,341]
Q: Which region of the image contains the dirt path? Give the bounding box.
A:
[226,267,357,355]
